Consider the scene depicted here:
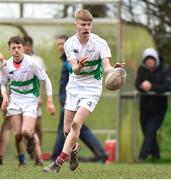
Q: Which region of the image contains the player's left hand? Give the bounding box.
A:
[47,102,56,116]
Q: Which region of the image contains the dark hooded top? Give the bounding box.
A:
[135,48,169,113]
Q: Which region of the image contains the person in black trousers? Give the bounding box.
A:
[135,48,169,161]
[51,35,108,163]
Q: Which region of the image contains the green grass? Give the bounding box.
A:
[1,161,171,179]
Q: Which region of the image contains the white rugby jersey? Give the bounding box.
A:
[1,54,48,101]
[64,33,111,94]
[32,55,46,71]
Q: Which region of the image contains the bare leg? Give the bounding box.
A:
[22,116,36,138]
[34,133,43,165]
[0,116,11,164]
[10,114,24,155]
[28,115,43,165]
[34,116,43,164]
[35,116,42,145]
[63,110,76,136]
[62,107,90,155]
[22,116,36,155]
[43,107,90,173]
[10,114,26,166]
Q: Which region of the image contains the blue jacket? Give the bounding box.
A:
[59,53,71,107]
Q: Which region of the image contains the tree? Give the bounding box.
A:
[121,0,171,65]
[83,5,107,17]
[0,2,28,36]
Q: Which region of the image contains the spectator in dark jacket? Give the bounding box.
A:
[51,35,108,163]
[135,48,169,161]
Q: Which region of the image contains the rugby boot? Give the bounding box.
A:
[43,161,61,173]
[18,160,27,167]
[35,158,44,166]
[69,143,80,171]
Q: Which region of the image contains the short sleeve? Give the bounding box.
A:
[32,60,47,80]
[100,40,112,59]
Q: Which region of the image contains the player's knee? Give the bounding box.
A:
[71,121,80,140]
[22,129,32,138]
[71,121,78,131]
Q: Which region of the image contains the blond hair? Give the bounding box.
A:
[75,9,93,21]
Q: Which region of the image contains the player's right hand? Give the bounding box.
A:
[0,53,4,62]
[78,56,88,68]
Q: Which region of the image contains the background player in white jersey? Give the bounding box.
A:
[44,9,125,173]
[0,52,11,165]
[23,36,45,165]
[1,36,56,166]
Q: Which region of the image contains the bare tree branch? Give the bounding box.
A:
[0,23,28,36]
[121,0,171,65]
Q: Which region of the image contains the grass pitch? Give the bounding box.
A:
[1,160,171,179]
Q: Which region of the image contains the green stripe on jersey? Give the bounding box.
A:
[10,76,40,97]
[79,58,102,80]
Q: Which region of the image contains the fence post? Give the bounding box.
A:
[132,92,138,161]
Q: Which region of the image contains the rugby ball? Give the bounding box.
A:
[105,67,126,91]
